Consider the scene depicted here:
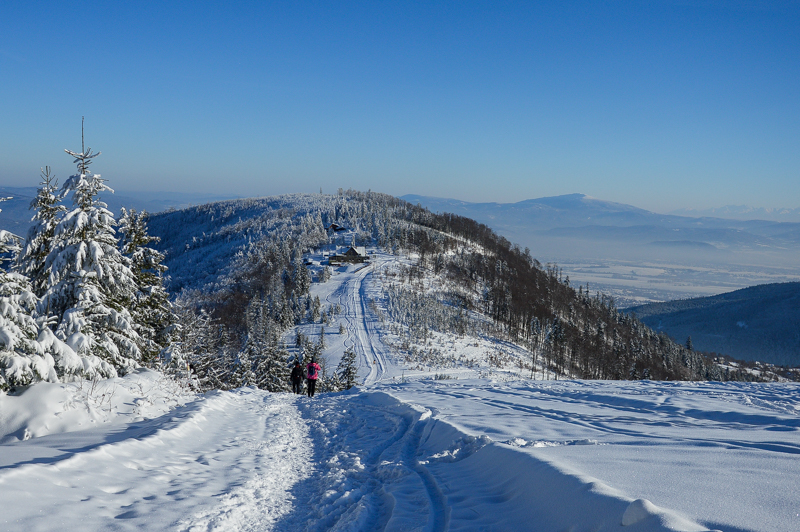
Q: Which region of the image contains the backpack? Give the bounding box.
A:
[307,364,318,379]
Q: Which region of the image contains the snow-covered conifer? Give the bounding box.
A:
[0,268,48,390]
[336,349,358,390]
[253,344,290,392]
[241,296,288,391]
[119,208,175,362]
[18,167,66,296]
[1,189,119,391]
[39,141,141,372]
[293,259,311,295]
[320,265,331,283]
[232,296,265,388]
[173,297,227,390]
[0,197,45,389]
[229,344,256,388]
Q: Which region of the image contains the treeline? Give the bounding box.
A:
[151,189,763,384]
[408,210,757,381]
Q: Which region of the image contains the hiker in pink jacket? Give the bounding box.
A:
[306,358,321,397]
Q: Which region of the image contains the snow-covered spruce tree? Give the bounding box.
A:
[242,295,289,392]
[253,343,291,392]
[229,344,256,388]
[0,197,44,390]
[229,296,260,388]
[0,267,53,391]
[17,167,66,297]
[119,208,176,363]
[255,333,290,391]
[39,143,141,373]
[172,296,227,390]
[335,349,358,390]
[1,197,110,390]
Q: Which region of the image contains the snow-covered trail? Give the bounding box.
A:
[4,379,797,531]
[382,378,800,532]
[0,388,311,531]
[327,258,394,385]
[272,392,448,531]
[3,252,798,531]
[271,388,722,532]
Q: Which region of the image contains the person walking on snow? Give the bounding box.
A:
[290,360,304,394]
[306,358,321,397]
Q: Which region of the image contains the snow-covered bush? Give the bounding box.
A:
[0,268,117,391]
[0,271,52,390]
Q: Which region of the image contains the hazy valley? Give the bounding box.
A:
[403,193,800,308]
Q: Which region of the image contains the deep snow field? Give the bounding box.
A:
[1,253,799,531]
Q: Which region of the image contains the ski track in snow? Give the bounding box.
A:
[272,393,449,532]
[327,259,392,386]
[3,252,799,531]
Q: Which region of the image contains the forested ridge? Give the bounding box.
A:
[148,190,761,384]
[2,139,779,394]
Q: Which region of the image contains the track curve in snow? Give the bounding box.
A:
[326,258,394,386]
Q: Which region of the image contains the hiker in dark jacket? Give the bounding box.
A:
[290,361,304,394]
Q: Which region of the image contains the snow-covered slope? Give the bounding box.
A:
[3,378,798,531]
[2,254,798,531]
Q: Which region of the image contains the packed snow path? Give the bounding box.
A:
[273,391,449,532]
[3,378,800,531]
[326,258,393,385]
[0,388,312,531]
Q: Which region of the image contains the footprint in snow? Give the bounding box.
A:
[503,438,600,447]
[423,435,492,463]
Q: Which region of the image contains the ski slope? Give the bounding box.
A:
[1,255,799,531]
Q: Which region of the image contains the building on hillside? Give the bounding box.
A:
[328,246,369,264]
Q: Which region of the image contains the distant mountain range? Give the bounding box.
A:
[402,193,800,260]
[402,193,800,309]
[670,205,800,223]
[403,193,800,237]
[0,187,239,235]
[628,283,800,366]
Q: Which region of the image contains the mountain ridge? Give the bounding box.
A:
[628,282,800,366]
[401,193,800,306]
[0,186,239,235]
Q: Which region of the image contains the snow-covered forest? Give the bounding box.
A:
[2,143,799,531]
[144,187,781,389]
[1,140,789,393]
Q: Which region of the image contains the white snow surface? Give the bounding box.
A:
[2,253,799,531]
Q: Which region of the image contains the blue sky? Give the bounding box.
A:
[1,1,798,212]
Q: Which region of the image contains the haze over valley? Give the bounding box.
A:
[404,193,800,308]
